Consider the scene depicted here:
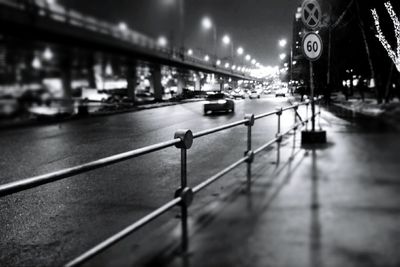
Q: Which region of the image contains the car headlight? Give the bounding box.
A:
[217,100,227,104]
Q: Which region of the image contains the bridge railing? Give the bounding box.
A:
[0,98,323,266]
[0,0,250,78]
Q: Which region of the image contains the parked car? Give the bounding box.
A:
[249,90,261,99]
[81,88,108,102]
[204,93,235,115]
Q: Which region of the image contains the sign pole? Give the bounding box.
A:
[300,0,326,145]
[310,61,315,132]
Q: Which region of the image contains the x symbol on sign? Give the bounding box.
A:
[304,3,319,26]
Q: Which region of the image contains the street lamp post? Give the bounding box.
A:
[222,34,234,62]
[202,17,218,60]
[237,46,244,66]
[179,0,184,51]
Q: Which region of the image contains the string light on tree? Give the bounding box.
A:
[371,1,400,72]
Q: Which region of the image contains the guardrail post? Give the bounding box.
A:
[317,97,322,130]
[275,108,283,142]
[244,114,255,194]
[305,100,310,130]
[174,130,194,254]
[293,104,299,131]
[311,96,316,132]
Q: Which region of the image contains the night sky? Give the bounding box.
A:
[60,0,303,67]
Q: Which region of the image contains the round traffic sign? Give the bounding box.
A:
[302,32,323,61]
[301,0,321,29]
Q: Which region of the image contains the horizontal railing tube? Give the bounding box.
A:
[0,139,181,197]
[192,157,248,194]
[65,197,182,267]
[193,120,247,139]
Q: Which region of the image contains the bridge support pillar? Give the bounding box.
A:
[61,56,72,100]
[151,65,163,102]
[231,79,238,90]
[177,74,185,95]
[219,79,225,91]
[194,73,201,91]
[87,55,96,89]
[127,61,137,102]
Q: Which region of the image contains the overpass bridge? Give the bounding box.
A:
[0,0,258,101]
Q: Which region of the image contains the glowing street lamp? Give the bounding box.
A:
[43,47,53,61]
[201,16,217,57]
[204,55,210,62]
[202,17,212,30]
[279,53,286,60]
[237,47,244,55]
[279,39,287,48]
[32,56,42,69]
[222,35,231,45]
[216,59,221,66]
[251,59,256,65]
[157,36,168,47]
[118,22,128,32]
[245,55,251,61]
[46,0,56,6]
[187,49,193,56]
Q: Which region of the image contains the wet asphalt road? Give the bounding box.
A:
[0,95,294,266]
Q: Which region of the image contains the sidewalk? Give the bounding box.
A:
[331,95,400,128]
[112,106,400,267]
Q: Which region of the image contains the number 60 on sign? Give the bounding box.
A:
[302,32,323,61]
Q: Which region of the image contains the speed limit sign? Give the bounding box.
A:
[302,32,323,61]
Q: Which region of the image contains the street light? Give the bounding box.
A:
[245,55,251,61]
[237,47,244,55]
[279,53,286,60]
[201,16,217,58]
[251,59,256,65]
[157,36,168,47]
[202,17,212,30]
[216,59,221,66]
[204,55,210,62]
[43,47,53,61]
[187,49,193,56]
[118,22,128,32]
[222,34,234,61]
[279,39,287,48]
[32,56,42,69]
[222,35,231,45]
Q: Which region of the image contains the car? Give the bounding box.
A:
[81,88,108,102]
[231,90,246,99]
[204,93,235,115]
[249,90,261,99]
[275,88,287,97]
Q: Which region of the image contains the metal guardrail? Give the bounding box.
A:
[0,0,250,78]
[0,99,322,266]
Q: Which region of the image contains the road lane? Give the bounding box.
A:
[0,96,296,266]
